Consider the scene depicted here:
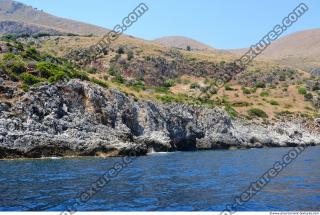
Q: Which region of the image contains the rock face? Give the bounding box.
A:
[0,79,319,159]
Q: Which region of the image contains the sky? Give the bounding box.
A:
[18,0,320,49]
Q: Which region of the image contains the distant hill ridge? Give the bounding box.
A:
[154,36,216,51]
[1,0,320,70]
[229,28,320,70]
[0,0,110,35]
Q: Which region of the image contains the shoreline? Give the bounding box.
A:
[1,144,318,161]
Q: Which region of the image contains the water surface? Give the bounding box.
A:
[0,146,319,211]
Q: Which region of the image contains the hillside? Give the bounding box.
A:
[1,34,318,122]
[0,1,320,160]
[154,36,216,51]
[0,20,61,35]
[0,0,109,35]
[230,29,320,71]
[0,1,319,125]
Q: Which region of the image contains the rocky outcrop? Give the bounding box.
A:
[0,79,319,159]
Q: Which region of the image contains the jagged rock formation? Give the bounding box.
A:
[0,79,319,159]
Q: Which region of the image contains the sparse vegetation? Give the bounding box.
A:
[224,105,238,118]
[116,46,125,54]
[242,87,251,95]
[298,87,307,95]
[87,67,98,74]
[164,79,175,88]
[224,84,234,91]
[108,67,118,76]
[127,50,134,61]
[91,78,109,88]
[0,32,318,123]
[112,73,126,84]
[255,81,266,88]
[21,73,45,85]
[190,83,200,89]
[260,91,269,97]
[269,100,279,106]
[247,108,268,118]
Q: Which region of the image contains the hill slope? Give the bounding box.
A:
[0,0,109,35]
[154,36,215,51]
[230,29,320,70]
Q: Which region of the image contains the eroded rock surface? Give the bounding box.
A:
[0,79,319,159]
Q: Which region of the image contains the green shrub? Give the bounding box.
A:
[116,47,125,54]
[298,87,307,95]
[255,81,266,88]
[3,53,16,61]
[231,101,252,107]
[21,83,30,92]
[112,74,125,84]
[224,105,238,118]
[190,83,200,89]
[269,100,279,106]
[247,108,268,118]
[48,71,66,83]
[129,80,145,91]
[0,34,18,41]
[14,42,24,51]
[260,91,269,97]
[157,95,174,103]
[154,86,169,94]
[33,32,51,38]
[127,50,134,61]
[164,79,175,88]
[23,47,41,60]
[108,67,117,76]
[224,84,234,91]
[87,67,98,74]
[69,70,89,81]
[91,78,109,88]
[36,62,60,78]
[172,93,190,103]
[3,54,26,74]
[10,60,26,74]
[251,87,257,93]
[242,87,251,94]
[21,73,44,85]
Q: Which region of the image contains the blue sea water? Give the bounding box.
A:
[0,146,319,211]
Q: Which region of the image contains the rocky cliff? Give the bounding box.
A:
[0,79,319,159]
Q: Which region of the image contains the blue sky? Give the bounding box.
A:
[18,0,320,49]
